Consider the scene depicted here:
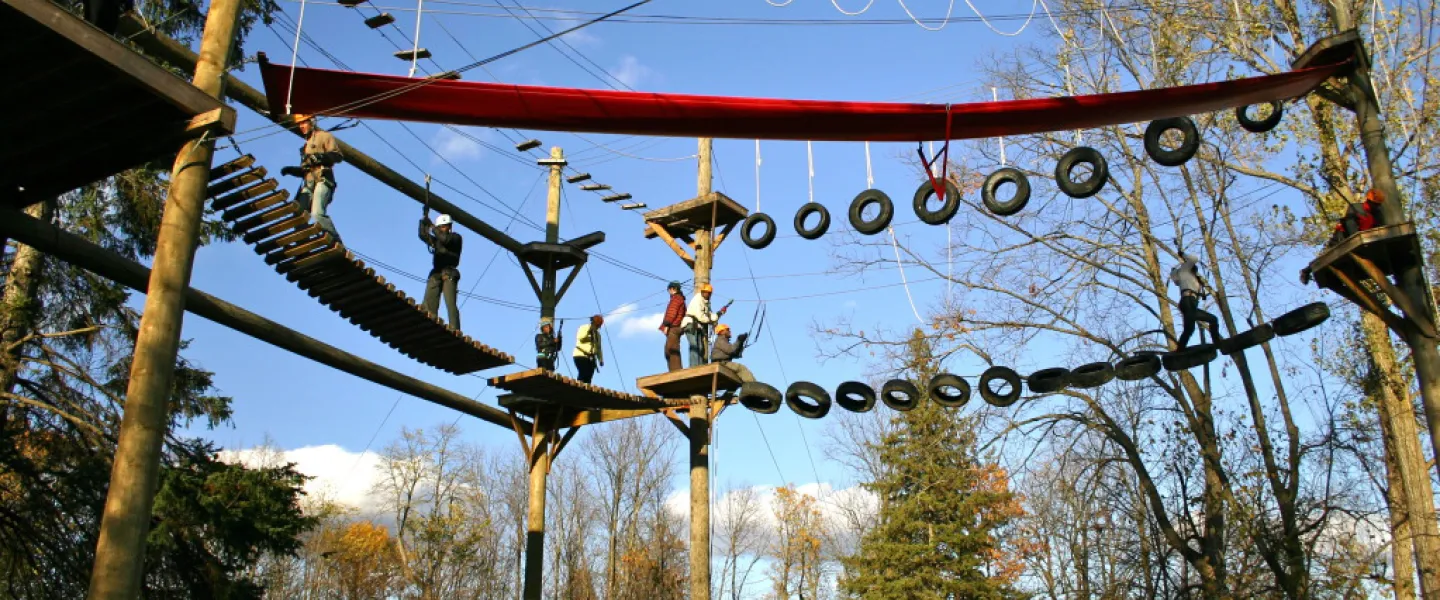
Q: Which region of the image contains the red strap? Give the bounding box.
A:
[920,105,954,203]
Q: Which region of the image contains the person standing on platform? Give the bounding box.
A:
[573,314,605,384]
[419,213,463,330]
[660,281,687,372]
[279,113,344,243]
[1171,252,1220,349]
[682,283,727,368]
[1302,188,1387,284]
[535,321,561,371]
[710,324,755,383]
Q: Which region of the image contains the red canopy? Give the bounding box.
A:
[259,60,1343,142]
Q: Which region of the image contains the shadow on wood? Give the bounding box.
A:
[636,363,744,400]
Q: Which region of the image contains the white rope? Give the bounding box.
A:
[284,0,308,114]
[992,87,1006,165]
[897,0,957,31]
[960,0,1040,36]
[754,140,762,211]
[888,227,925,325]
[765,0,795,6]
[864,141,874,188]
[806,140,815,204]
[409,0,426,77]
[830,0,876,16]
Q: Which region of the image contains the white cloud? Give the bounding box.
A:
[553,18,601,46]
[430,127,483,164]
[220,444,385,514]
[609,55,652,89]
[606,302,664,339]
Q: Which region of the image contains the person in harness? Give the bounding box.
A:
[535,321,561,372]
[1301,188,1386,284]
[279,113,344,243]
[572,314,605,384]
[419,213,463,330]
[660,281,686,372]
[682,283,727,368]
[1171,252,1221,349]
[709,324,755,383]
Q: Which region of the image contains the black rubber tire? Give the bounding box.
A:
[848,189,894,235]
[1069,361,1116,388]
[1236,101,1284,133]
[834,381,877,413]
[738,381,781,414]
[979,366,1022,407]
[1217,323,1275,355]
[981,167,1031,216]
[793,202,831,240]
[1144,117,1200,167]
[1162,344,1217,371]
[785,381,832,419]
[1054,147,1109,199]
[1272,302,1330,336]
[928,373,971,408]
[880,379,920,412]
[1027,367,1070,394]
[912,179,961,225]
[1114,353,1162,381]
[741,213,776,250]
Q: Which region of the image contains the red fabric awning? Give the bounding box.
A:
[259,60,1344,142]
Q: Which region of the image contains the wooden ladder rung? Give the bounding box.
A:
[213,181,281,212]
[209,154,255,181]
[206,169,267,198]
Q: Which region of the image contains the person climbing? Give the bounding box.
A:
[535,321,561,372]
[660,281,687,372]
[1171,252,1220,349]
[681,282,727,368]
[1301,188,1387,284]
[279,114,344,243]
[419,213,463,330]
[710,324,755,383]
[573,314,604,384]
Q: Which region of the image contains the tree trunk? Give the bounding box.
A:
[1377,382,1417,600]
[0,199,55,398]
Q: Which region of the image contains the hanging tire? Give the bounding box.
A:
[1236,101,1283,133]
[785,381,831,419]
[979,366,1022,407]
[834,381,877,413]
[738,381,782,414]
[1027,367,1070,394]
[741,213,776,250]
[793,202,830,240]
[1069,362,1116,388]
[880,379,920,412]
[848,189,894,235]
[1054,147,1109,199]
[981,167,1031,216]
[1162,344,1217,371]
[912,179,961,225]
[1114,352,1162,381]
[928,373,971,408]
[1272,302,1329,336]
[1217,323,1275,355]
[1143,117,1200,167]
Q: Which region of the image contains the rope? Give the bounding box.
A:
[864,141,874,188]
[408,0,426,77]
[992,87,1007,165]
[829,0,875,16]
[806,140,815,205]
[284,0,308,113]
[897,0,956,31]
[754,140,762,211]
[888,227,925,325]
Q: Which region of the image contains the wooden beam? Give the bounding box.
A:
[0,208,530,431]
[550,425,581,461]
[183,106,236,137]
[662,408,689,435]
[1323,264,1409,334]
[118,18,526,255]
[1350,253,1438,338]
[648,222,695,267]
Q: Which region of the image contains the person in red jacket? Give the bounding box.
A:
[660,281,686,372]
[1302,188,1385,284]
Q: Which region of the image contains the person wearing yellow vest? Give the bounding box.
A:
[572,314,605,383]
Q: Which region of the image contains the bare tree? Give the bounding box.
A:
[714,483,766,600]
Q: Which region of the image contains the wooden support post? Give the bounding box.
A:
[689,137,715,600]
[87,0,242,596]
[541,146,563,324]
[524,421,550,600]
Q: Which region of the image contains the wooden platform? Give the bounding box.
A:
[1309,223,1420,280]
[490,368,665,411]
[207,157,513,374]
[642,192,749,239]
[1309,222,1436,338]
[1,0,236,208]
[635,363,744,400]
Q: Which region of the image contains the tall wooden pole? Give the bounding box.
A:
[689,137,714,600]
[523,146,565,600]
[86,0,243,596]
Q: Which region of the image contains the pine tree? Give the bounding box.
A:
[839,330,1025,599]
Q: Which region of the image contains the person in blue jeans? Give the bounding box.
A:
[281,113,344,244]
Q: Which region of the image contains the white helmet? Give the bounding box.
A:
[434,214,452,227]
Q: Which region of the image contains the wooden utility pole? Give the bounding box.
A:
[689,137,714,600]
[542,146,563,322]
[86,0,243,596]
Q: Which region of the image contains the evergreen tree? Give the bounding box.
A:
[839,330,1025,599]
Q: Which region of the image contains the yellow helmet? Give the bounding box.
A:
[291,113,314,123]
[715,323,730,335]
[699,283,713,293]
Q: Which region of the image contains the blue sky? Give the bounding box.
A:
[164,0,1341,512]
